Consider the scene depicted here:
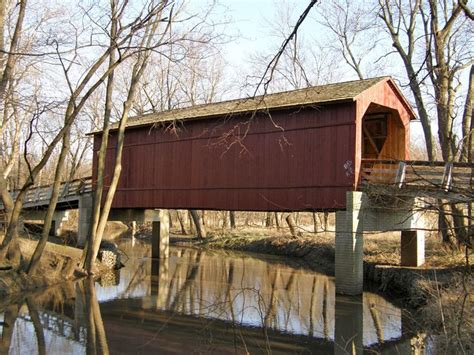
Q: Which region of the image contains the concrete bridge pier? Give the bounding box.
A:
[335,192,426,295]
[22,209,70,237]
[335,192,365,295]
[151,209,169,259]
[50,210,70,237]
[401,230,425,267]
[78,205,170,258]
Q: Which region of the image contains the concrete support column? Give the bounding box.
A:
[51,210,69,237]
[335,192,365,295]
[401,230,425,267]
[77,194,93,247]
[152,209,169,259]
[334,295,363,355]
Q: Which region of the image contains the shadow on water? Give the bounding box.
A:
[0,239,427,354]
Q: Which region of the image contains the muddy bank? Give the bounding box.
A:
[0,238,84,297]
[203,234,466,308]
[0,237,117,298]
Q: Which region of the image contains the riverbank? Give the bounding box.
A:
[0,236,83,297]
[0,234,113,299]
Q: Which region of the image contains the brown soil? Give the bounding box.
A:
[0,234,109,298]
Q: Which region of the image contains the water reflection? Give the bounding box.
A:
[0,241,421,354]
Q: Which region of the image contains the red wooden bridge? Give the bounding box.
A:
[2,77,473,295]
[94,76,414,212]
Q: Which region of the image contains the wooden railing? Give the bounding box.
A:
[0,177,93,210]
[360,159,473,191]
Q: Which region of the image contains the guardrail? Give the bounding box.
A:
[360,159,473,191]
[0,177,93,210]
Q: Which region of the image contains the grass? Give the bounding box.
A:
[199,224,469,270]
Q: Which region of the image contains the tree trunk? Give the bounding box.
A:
[83,2,164,272]
[84,25,154,272]
[0,175,13,224]
[229,211,236,229]
[83,5,118,271]
[188,210,195,233]
[460,65,473,163]
[285,213,298,238]
[265,212,274,227]
[176,210,186,234]
[222,211,228,229]
[312,212,318,233]
[0,0,27,111]
[190,209,206,239]
[274,212,280,230]
[244,214,250,226]
[451,203,468,247]
[27,127,70,274]
[201,210,206,226]
[438,201,456,247]
[0,305,19,355]
[323,211,329,230]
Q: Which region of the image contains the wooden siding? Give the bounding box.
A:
[93,79,414,212]
[96,103,357,211]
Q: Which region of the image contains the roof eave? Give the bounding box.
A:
[86,97,355,136]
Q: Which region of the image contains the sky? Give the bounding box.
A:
[212,0,331,89]
[221,0,309,68]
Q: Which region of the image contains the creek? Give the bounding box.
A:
[0,238,425,354]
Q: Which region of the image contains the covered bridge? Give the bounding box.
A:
[93,76,415,211]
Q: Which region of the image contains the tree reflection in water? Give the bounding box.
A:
[83,277,109,355]
[0,244,423,354]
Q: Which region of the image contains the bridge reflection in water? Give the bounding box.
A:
[1,241,423,354]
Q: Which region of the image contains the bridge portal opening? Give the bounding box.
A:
[362,114,388,160]
[362,103,407,161]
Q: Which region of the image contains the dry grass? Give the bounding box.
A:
[201,224,469,269]
[419,273,473,352]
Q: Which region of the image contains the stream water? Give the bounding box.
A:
[0,238,425,354]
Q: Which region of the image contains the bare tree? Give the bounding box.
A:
[317,0,379,80]
[84,0,173,273]
[460,65,473,163]
[378,0,436,160]
[189,209,207,239]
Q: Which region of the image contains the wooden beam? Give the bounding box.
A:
[363,124,380,155]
